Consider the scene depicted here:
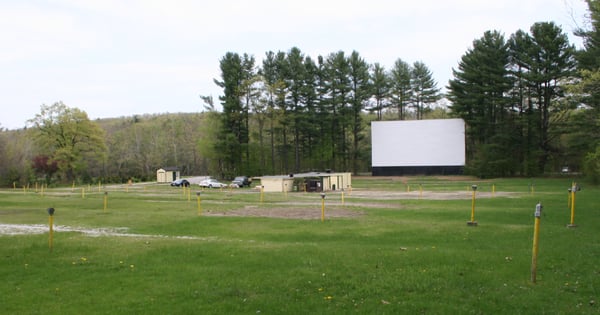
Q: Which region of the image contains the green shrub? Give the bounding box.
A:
[583,145,600,183]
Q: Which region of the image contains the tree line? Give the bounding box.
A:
[448,2,600,178]
[213,1,600,179]
[0,1,598,185]
[211,48,441,179]
[0,106,213,186]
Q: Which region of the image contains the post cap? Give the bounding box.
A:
[534,202,543,218]
[47,207,55,216]
[196,191,201,196]
[321,192,326,199]
[471,185,478,191]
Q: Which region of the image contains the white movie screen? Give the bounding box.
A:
[371,119,465,167]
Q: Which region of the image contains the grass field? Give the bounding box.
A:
[1,176,598,314]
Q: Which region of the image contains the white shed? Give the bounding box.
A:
[156,167,180,183]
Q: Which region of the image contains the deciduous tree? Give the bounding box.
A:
[28,102,106,182]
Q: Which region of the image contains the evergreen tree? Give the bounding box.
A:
[508,29,541,175]
[260,51,285,174]
[323,51,352,170]
[240,54,258,173]
[566,0,600,176]
[315,55,333,170]
[214,52,248,178]
[518,22,576,173]
[300,56,320,171]
[574,0,600,111]
[285,47,307,172]
[347,51,371,174]
[410,61,440,120]
[369,63,390,121]
[448,31,515,177]
[576,0,600,70]
[389,59,412,120]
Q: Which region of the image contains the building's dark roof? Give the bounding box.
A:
[160,167,179,171]
[260,172,349,179]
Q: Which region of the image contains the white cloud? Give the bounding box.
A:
[0,0,590,129]
[0,3,93,62]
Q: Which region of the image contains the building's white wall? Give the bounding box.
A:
[261,178,293,192]
[371,119,465,167]
[157,169,167,182]
[156,169,179,182]
[260,173,351,192]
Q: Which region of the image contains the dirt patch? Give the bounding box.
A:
[341,190,515,200]
[205,205,363,220]
[202,190,516,219]
[0,223,128,236]
[0,223,215,240]
[356,175,479,182]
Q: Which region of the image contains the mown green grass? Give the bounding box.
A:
[1,177,598,314]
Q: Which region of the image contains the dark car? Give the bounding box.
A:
[231,176,250,187]
[170,179,190,187]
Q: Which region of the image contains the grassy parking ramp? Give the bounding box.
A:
[1,177,598,314]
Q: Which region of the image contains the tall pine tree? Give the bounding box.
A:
[448,30,515,177]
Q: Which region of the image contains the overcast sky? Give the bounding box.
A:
[0,0,589,130]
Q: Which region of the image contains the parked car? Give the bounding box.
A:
[231,176,250,187]
[170,179,190,187]
[199,178,227,188]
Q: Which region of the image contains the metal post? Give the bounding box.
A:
[321,193,326,222]
[530,183,534,195]
[467,185,478,226]
[47,208,55,251]
[260,186,264,204]
[531,202,542,283]
[103,192,108,212]
[568,184,578,228]
[470,188,476,221]
[196,192,202,216]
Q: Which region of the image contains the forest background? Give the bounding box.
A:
[1,1,599,186]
